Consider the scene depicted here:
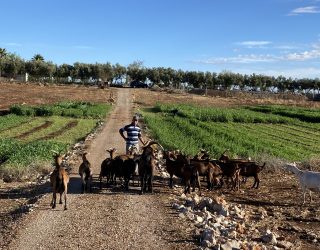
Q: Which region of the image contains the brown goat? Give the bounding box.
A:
[182,163,202,195]
[193,149,210,161]
[240,162,266,188]
[164,151,213,194]
[218,151,265,189]
[99,148,117,188]
[138,141,163,194]
[79,152,93,193]
[163,150,189,188]
[190,159,223,189]
[214,161,241,191]
[50,154,69,210]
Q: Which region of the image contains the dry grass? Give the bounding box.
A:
[134,88,320,108]
[1,161,52,182]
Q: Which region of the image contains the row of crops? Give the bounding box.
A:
[0,102,111,180]
[143,104,320,161]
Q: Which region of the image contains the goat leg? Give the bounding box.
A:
[64,190,68,210]
[89,176,93,192]
[148,176,153,193]
[197,177,201,196]
[255,177,260,189]
[52,191,56,209]
[59,192,63,204]
[309,190,312,203]
[184,179,190,194]
[140,176,144,195]
[169,175,173,188]
[99,176,103,190]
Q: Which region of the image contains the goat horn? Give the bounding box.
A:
[50,150,60,156]
[144,140,164,151]
[221,149,229,155]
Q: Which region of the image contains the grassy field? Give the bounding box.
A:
[142,104,320,162]
[0,102,111,180]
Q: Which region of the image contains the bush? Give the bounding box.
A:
[0,138,21,163]
[61,108,84,118]
[10,105,35,116]
[8,102,110,119]
[34,106,54,116]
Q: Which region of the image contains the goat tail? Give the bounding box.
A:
[61,174,64,187]
[261,162,266,169]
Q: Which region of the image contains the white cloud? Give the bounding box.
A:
[285,47,320,61]
[236,67,320,79]
[236,41,272,48]
[195,54,277,64]
[289,6,320,15]
[195,44,320,65]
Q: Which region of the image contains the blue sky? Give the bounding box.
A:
[1,0,320,79]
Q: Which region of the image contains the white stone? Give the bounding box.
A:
[193,215,203,223]
[220,240,241,250]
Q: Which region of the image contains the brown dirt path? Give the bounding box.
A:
[5,88,195,250]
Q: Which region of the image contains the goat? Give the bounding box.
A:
[138,141,164,194]
[123,155,139,191]
[182,163,202,195]
[108,150,138,190]
[99,148,116,188]
[110,155,127,185]
[240,162,266,188]
[78,152,93,193]
[50,154,69,210]
[163,150,189,188]
[285,162,320,204]
[190,158,223,189]
[214,161,241,191]
[193,149,210,161]
[218,150,264,188]
[163,151,202,192]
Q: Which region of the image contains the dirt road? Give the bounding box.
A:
[5,88,195,250]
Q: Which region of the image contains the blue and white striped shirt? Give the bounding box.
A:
[120,124,141,145]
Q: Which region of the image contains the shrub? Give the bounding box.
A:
[10,105,35,116]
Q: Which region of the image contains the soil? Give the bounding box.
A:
[14,120,54,139]
[0,82,320,249]
[39,120,78,140]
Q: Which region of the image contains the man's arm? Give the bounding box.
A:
[119,128,127,141]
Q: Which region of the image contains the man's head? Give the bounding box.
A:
[132,115,138,124]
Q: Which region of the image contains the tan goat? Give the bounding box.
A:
[50,154,69,210]
[79,152,93,193]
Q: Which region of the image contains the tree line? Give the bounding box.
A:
[0,48,319,93]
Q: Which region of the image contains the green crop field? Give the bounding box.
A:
[142,104,320,161]
[0,102,111,180]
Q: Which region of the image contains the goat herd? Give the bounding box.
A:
[49,141,269,210]
[50,140,320,210]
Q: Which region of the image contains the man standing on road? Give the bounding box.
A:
[119,115,145,154]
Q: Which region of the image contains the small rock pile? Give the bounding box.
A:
[171,192,296,249]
